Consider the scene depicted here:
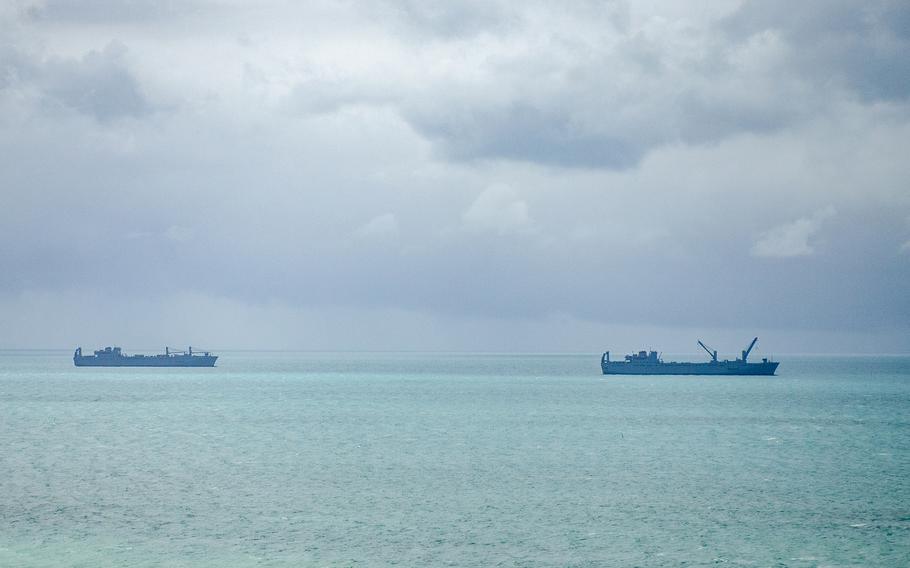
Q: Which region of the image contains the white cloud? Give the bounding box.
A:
[354,213,399,239]
[751,206,836,258]
[462,183,534,236]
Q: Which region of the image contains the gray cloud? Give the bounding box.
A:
[41,41,152,121]
[2,40,152,121]
[26,0,190,24]
[377,0,511,38]
[390,1,908,169]
[721,0,910,102]
[240,1,910,173]
[406,102,649,169]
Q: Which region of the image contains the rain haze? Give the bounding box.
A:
[2,0,909,354]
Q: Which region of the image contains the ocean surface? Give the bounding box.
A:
[1,351,908,567]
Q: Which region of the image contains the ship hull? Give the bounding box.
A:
[74,355,217,367]
[602,361,778,376]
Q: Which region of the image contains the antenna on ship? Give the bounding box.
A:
[742,337,758,362]
[697,340,718,362]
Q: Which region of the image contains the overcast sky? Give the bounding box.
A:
[1,0,909,353]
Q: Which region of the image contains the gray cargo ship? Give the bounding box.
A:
[601,337,778,375]
[73,346,217,367]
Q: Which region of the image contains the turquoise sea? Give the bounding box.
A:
[1,351,908,567]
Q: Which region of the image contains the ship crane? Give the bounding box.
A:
[742,337,759,362]
[697,340,718,362]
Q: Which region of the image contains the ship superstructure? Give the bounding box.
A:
[73,346,217,367]
[601,337,778,376]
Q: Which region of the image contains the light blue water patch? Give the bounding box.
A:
[1,351,908,566]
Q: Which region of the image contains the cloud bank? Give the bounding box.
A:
[1,0,909,351]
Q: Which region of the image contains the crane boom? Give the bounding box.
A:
[697,340,718,362]
[742,337,758,362]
